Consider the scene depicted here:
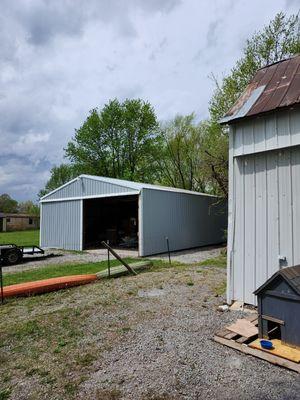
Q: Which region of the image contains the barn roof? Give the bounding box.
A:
[40,174,218,202]
[254,265,300,296]
[220,54,300,124]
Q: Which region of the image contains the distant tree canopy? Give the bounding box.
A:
[209,12,300,122]
[65,98,161,182]
[157,114,207,192]
[40,98,161,197]
[40,12,300,199]
[39,164,79,198]
[0,194,39,215]
[0,194,18,213]
[18,201,40,216]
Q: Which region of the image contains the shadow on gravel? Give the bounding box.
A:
[21,253,62,264]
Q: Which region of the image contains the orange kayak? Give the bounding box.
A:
[3,274,97,298]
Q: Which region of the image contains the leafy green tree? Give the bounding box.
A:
[205,12,300,197]
[158,114,208,192]
[39,164,79,198]
[0,194,18,213]
[65,98,160,182]
[210,12,300,122]
[198,121,229,196]
[18,201,40,216]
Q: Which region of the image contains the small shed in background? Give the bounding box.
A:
[254,265,300,349]
[40,175,227,256]
[221,54,300,305]
[0,213,40,232]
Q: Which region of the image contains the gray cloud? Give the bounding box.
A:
[0,0,295,201]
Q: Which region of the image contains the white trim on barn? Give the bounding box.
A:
[40,191,140,203]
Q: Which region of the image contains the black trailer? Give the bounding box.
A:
[0,244,44,266]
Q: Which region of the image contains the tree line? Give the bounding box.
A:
[40,12,300,199]
[0,194,39,215]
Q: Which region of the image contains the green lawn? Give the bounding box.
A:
[0,229,40,246]
[3,258,138,286]
[198,254,227,267]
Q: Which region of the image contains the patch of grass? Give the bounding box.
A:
[0,389,11,400]
[76,353,97,367]
[3,257,138,286]
[0,229,39,246]
[64,382,78,396]
[120,326,131,333]
[214,280,227,296]
[13,320,42,339]
[186,280,194,286]
[95,389,122,400]
[149,259,185,271]
[198,254,227,268]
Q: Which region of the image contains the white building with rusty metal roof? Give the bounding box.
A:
[221,54,300,305]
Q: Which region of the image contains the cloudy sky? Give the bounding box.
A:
[0,0,298,201]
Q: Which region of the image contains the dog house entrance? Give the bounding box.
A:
[83,195,139,250]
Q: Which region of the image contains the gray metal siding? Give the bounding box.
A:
[44,176,137,200]
[233,108,300,157]
[40,200,81,250]
[140,189,227,256]
[231,146,300,304]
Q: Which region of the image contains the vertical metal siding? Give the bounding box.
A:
[40,200,81,250]
[140,189,227,257]
[233,108,300,157]
[231,145,300,304]
[45,176,136,200]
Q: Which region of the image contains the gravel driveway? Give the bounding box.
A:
[1,263,299,399]
[78,266,300,400]
[4,245,224,273]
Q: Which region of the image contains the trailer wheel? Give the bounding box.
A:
[3,249,22,265]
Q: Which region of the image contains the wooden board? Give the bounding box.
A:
[96,261,152,279]
[245,313,258,324]
[249,339,300,363]
[214,335,300,373]
[227,318,258,338]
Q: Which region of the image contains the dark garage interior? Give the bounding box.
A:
[83,195,139,250]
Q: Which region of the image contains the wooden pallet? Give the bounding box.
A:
[214,314,300,373]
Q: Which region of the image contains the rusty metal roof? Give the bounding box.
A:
[254,265,300,296]
[220,54,300,124]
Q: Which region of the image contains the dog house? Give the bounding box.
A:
[254,265,300,349]
[40,175,227,256]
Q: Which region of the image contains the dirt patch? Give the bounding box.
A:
[0,264,299,400]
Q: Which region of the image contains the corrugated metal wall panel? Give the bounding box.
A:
[255,153,268,292]
[278,150,294,265]
[254,118,266,153]
[140,189,227,257]
[233,160,245,302]
[266,152,279,278]
[244,156,256,305]
[232,145,300,304]
[291,110,300,145]
[45,176,137,200]
[233,108,300,156]
[292,149,300,263]
[40,200,81,250]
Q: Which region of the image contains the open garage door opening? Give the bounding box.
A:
[82,195,139,250]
